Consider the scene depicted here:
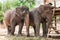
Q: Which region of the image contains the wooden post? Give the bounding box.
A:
[54,0,56,27]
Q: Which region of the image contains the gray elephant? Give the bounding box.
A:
[40,4,53,37]
[28,3,53,37]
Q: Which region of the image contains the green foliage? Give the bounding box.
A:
[3,0,13,12]
[0,11,4,23]
[13,0,35,9]
[0,2,2,11]
[0,2,4,23]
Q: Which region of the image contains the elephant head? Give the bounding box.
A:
[16,6,29,17]
[38,4,53,19]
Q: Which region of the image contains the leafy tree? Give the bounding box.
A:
[13,0,35,10]
[0,2,4,23]
[0,2,2,11]
[0,11,4,23]
[3,0,13,12]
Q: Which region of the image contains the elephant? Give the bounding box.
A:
[27,3,53,37]
[39,4,53,37]
[28,8,41,37]
[4,6,29,36]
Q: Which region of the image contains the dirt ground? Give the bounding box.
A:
[0,23,60,40]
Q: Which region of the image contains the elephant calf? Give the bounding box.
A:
[28,3,53,37]
[4,6,29,36]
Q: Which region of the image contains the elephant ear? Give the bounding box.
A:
[39,5,45,13]
[16,7,22,14]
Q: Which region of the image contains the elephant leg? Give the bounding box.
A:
[10,22,16,35]
[35,23,40,37]
[7,26,11,34]
[42,20,47,37]
[45,24,48,37]
[25,13,29,37]
[26,26,30,37]
[46,17,52,37]
[33,25,36,36]
[11,26,15,35]
[18,22,24,36]
[34,19,40,37]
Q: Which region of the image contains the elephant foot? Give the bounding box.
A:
[9,33,15,36]
[7,33,14,36]
[27,34,30,37]
[43,35,47,37]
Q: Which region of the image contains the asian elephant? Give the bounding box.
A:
[39,4,53,37]
[29,8,41,37]
[28,3,53,37]
[4,6,29,36]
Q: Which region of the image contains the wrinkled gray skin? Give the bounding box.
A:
[4,6,29,36]
[29,4,53,37]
